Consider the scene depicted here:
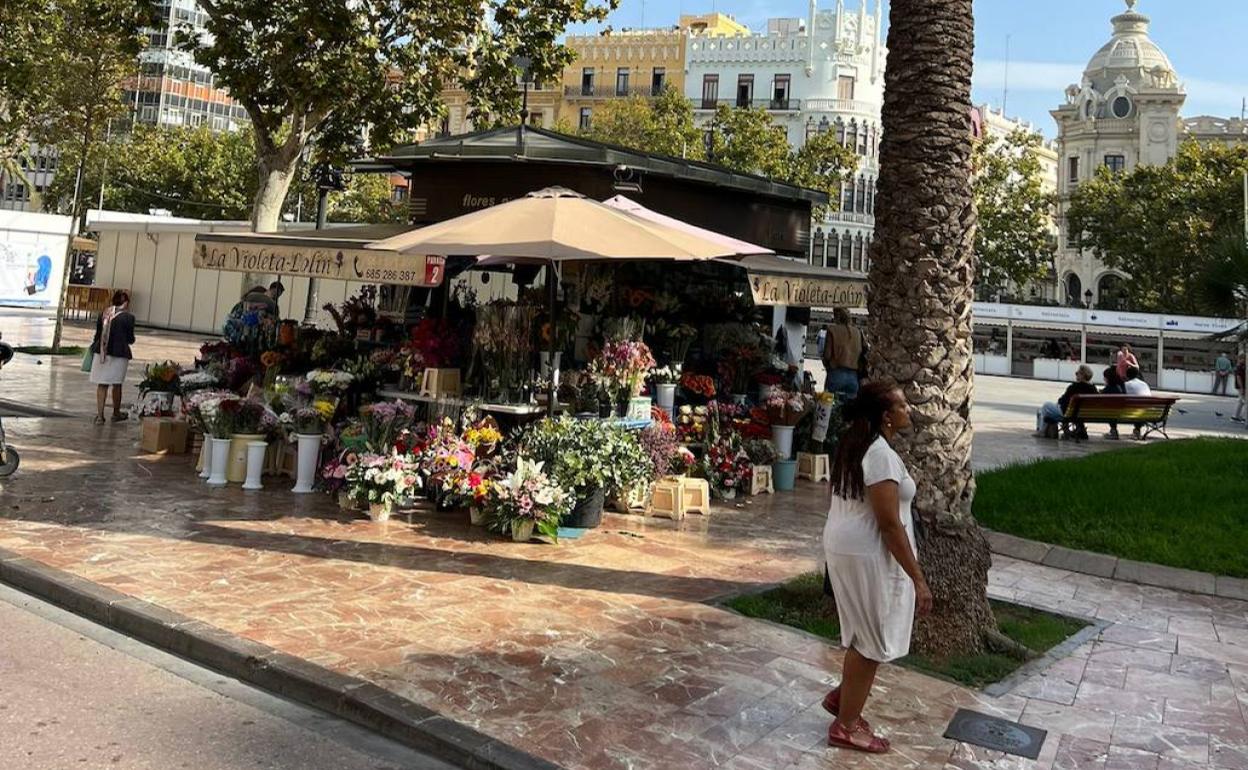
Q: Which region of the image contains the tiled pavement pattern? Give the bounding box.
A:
[2,323,1248,768]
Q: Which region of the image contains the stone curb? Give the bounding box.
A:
[0,547,563,770]
[983,529,1248,600]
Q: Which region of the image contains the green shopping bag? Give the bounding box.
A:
[81,347,93,373]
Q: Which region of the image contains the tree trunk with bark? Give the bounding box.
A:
[867,0,995,660]
[251,151,300,233]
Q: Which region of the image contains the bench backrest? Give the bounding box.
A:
[1064,394,1178,422]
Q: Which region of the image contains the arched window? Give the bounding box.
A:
[855,177,867,213]
[852,234,864,271]
[846,120,858,150]
[1064,273,1083,306]
[836,118,846,145]
[839,231,852,269]
[1097,274,1126,310]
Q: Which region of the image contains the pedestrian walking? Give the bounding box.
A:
[88,290,136,424]
[1213,352,1232,395]
[1233,354,1246,423]
[1114,343,1138,381]
[821,381,932,754]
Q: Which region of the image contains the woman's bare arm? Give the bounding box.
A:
[867,480,932,614]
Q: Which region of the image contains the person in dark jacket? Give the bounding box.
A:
[89,290,136,424]
[1035,364,1098,439]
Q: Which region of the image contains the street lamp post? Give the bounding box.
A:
[512,55,532,153]
[303,163,348,323]
[1084,288,1093,309]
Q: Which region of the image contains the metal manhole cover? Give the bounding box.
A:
[943,708,1047,759]
[0,399,73,418]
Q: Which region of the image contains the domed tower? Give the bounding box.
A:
[1050,0,1185,305]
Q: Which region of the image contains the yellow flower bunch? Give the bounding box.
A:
[465,425,503,446]
[313,399,336,421]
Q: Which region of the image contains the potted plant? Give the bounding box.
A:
[702,433,752,500]
[283,398,335,494]
[358,400,417,453]
[185,388,233,479]
[649,365,680,414]
[589,339,656,416]
[765,391,812,460]
[344,452,421,522]
[467,470,493,525]
[483,457,570,542]
[419,418,476,510]
[137,360,182,415]
[225,396,279,484]
[519,417,644,528]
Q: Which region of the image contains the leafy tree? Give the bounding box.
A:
[972,129,1056,300]
[581,99,855,215]
[48,125,404,224]
[0,0,58,166]
[180,0,616,233]
[583,89,703,159]
[38,0,154,352]
[1067,141,1248,313]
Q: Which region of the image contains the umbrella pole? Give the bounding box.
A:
[546,261,560,419]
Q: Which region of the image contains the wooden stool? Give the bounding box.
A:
[680,478,711,515]
[750,465,774,495]
[798,452,831,482]
[650,477,685,520]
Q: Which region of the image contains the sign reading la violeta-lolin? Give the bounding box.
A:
[193,242,444,288]
[749,273,867,308]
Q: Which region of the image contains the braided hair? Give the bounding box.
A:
[830,379,901,501]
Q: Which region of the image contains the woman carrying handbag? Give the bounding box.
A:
[88,290,136,424]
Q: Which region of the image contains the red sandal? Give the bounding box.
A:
[822,687,841,716]
[828,718,890,754]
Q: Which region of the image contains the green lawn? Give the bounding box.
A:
[14,345,86,356]
[975,438,1248,577]
[725,573,1086,689]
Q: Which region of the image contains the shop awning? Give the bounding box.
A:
[193,224,446,287]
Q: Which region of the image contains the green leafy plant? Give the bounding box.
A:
[519,417,647,497]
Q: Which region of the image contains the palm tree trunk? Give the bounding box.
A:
[867,0,994,659]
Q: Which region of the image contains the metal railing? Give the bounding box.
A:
[564,84,667,99]
[695,97,802,111]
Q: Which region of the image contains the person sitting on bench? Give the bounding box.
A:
[1035,364,1098,440]
[1106,366,1151,440]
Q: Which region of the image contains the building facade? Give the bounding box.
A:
[0,144,60,211]
[560,29,689,133]
[684,1,886,274]
[122,0,248,131]
[1052,0,1248,308]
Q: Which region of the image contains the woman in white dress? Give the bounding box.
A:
[821,380,932,753]
[89,290,136,424]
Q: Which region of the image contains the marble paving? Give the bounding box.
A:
[1,322,1248,768]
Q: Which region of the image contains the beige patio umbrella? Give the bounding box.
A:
[367,186,764,261]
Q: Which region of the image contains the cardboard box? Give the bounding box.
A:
[141,417,189,454]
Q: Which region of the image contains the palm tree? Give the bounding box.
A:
[866,0,997,658]
[1197,234,1248,374]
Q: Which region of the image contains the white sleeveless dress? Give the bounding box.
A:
[822,437,917,663]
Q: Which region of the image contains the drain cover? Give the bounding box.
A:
[943,708,1047,759]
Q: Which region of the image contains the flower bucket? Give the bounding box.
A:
[770,424,796,460]
[206,437,230,487]
[368,501,393,523]
[469,506,487,526]
[655,383,676,413]
[564,487,605,529]
[227,433,264,483]
[241,440,267,490]
[197,431,212,478]
[291,433,321,494]
[512,520,535,543]
[773,459,798,492]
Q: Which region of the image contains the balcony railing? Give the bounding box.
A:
[564,84,666,99]
[696,97,802,112]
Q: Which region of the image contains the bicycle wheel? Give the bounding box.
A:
[0,447,19,477]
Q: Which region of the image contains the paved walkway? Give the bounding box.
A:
[1,320,1248,769]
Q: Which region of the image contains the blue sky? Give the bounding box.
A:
[569,0,1248,137]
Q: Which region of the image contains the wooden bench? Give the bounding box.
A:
[1062,394,1180,441]
[64,285,120,321]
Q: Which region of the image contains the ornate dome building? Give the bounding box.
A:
[1051,0,1247,308]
